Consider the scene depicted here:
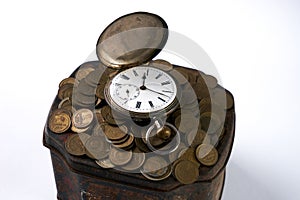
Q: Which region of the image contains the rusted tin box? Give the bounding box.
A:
[43,65,235,200]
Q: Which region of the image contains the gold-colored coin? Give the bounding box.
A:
[59,77,76,88]
[58,97,72,109]
[85,136,110,160]
[189,130,207,148]
[174,160,199,184]
[121,149,145,171]
[96,83,105,99]
[196,144,218,167]
[95,158,115,169]
[178,147,199,166]
[203,74,218,88]
[141,165,172,181]
[174,113,199,134]
[75,63,95,81]
[109,147,132,166]
[149,59,173,71]
[169,69,188,86]
[113,133,134,149]
[200,112,221,134]
[48,109,71,134]
[212,88,234,110]
[65,134,86,156]
[168,142,188,163]
[142,156,170,179]
[58,83,73,100]
[72,108,94,129]
[95,109,106,124]
[70,125,90,134]
[135,137,151,153]
[104,124,128,141]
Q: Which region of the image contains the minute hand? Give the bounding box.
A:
[146,87,170,98]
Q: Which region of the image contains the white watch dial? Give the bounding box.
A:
[108,66,177,113]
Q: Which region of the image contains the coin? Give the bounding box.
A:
[135,137,151,153]
[95,158,115,169]
[58,83,73,100]
[141,164,172,181]
[113,133,134,149]
[122,149,146,171]
[203,74,218,88]
[142,156,169,177]
[149,59,173,71]
[71,125,90,134]
[200,112,221,134]
[169,69,188,86]
[85,136,110,160]
[95,109,106,124]
[174,160,199,184]
[48,109,71,134]
[178,147,199,165]
[95,84,105,100]
[85,69,104,87]
[59,77,76,88]
[77,79,97,97]
[104,124,128,141]
[196,144,218,167]
[189,130,207,148]
[65,134,86,156]
[212,88,234,110]
[92,124,105,137]
[72,108,94,129]
[58,97,72,109]
[75,62,96,81]
[109,147,132,166]
[168,142,188,163]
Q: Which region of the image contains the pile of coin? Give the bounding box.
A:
[47,59,234,185]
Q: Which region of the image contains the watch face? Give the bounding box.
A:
[106,66,177,114]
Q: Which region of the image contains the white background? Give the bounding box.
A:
[0,0,299,199]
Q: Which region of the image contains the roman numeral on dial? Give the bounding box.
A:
[136,101,141,108]
[148,101,154,108]
[133,70,138,77]
[121,75,130,80]
[161,81,170,86]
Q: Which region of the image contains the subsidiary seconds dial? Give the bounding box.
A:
[106,66,177,114]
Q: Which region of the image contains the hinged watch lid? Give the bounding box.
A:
[96,12,168,69]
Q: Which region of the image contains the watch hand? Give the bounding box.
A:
[146,87,170,98]
[142,73,146,87]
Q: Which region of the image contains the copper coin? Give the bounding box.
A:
[48,110,71,134]
[95,158,115,169]
[169,69,188,86]
[203,74,218,88]
[174,160,199,184]
[200,112,221,134]
[196,144,218,167]
[59,77,75,88]
[85,136,110,160]
[122,150,145,171]
[109,147,132,166]
[58,83,73,100]
[75,63,95,81]
[72,108,94,129]
[65,134,86,156]
[113,133,134,149]
[142,156,168,176]
[104,125,128,141]
[141,164,172,181]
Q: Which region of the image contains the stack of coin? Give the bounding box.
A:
[48,61,232,185]
[103,124,135,150]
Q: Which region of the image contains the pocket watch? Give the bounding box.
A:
[97,12,181,120]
